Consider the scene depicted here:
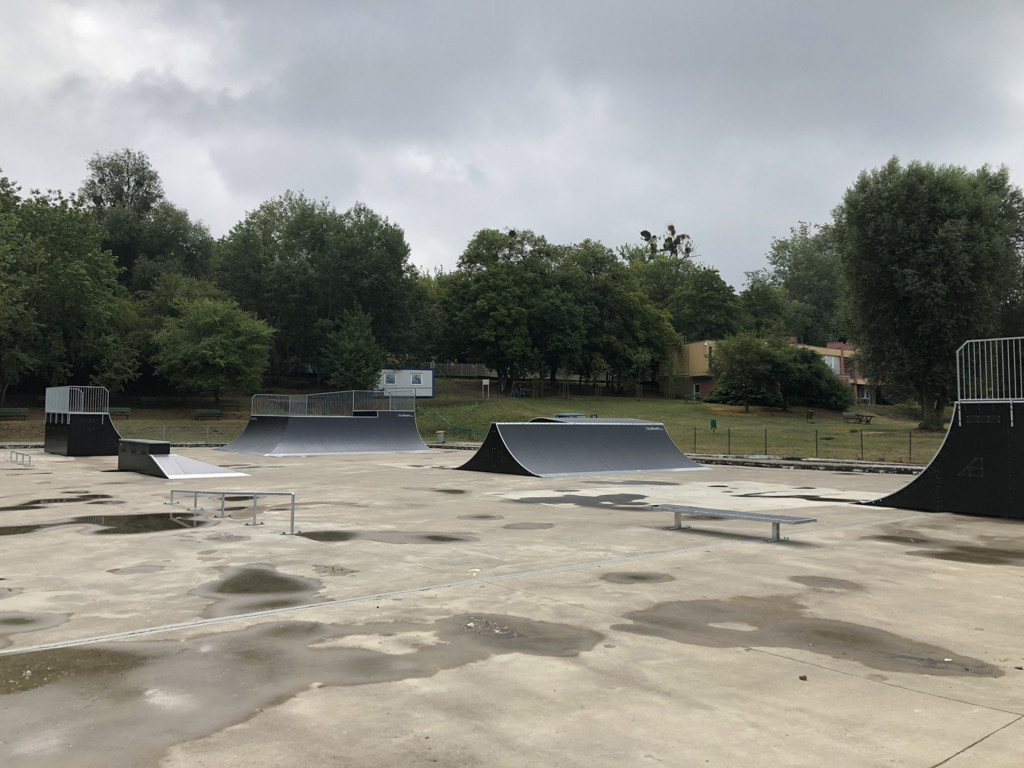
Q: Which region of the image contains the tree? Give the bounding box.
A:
[706,333,777,411]
[763,223,845,346]
[0,175,141,396]
[321,308,387,391]
[833,158,1024,428]
[151,296,273,403]
[215,193,421,373]
[772,345,854,411]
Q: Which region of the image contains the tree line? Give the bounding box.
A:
[2,150,1022,426]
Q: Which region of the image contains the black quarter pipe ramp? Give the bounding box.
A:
[868,401,1024,519]
[456,419,706,477]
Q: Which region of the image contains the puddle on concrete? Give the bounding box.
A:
[862,530,1024,566]
[613,595,1002,677]
[0,493,114,511]
[601,572,675,584]
[298,531,479,544]
[0,612,70,649]
[789,576,864,591]
[192,564,323,618]
[511,493,649,510]
[503,522,554,530]
[457,514,504,520]
[204,533,250,543]
[0,614,602,764]
[433,489,467,494]
[0,513,210,537]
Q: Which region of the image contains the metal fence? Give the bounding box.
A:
[250,389,416,417]
[44,386,109,414]
[957,337,1024,402]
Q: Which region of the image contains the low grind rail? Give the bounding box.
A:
[166,489,298,534]
[8,450,32,467]
[650,503,817,543]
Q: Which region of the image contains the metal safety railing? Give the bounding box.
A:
[166,489,298,534]
[44,386,110,415]
[957,337,1024,402]
[250,389,415,417]
[8,450,32,467]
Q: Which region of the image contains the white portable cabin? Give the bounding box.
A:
[378,369,434,398]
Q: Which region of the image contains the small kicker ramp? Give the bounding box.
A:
[119,440,248,480]
[217,412,430,456]
[457,420,707,477]
[868,401,1024,519]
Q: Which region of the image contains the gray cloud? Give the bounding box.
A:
[3,0,1023,287]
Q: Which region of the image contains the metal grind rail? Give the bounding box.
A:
[166,489,298,534]
[8,450,33,467]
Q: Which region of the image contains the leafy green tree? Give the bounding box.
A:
[833,158,1024,428]
[738,269,789,337]
[764,222,845,346]
[151,296,273,403]
[706,333,777,411]
[0,175,141,396]
[321,308,387,390]
[772,345,854,410]
[215,193,420,372]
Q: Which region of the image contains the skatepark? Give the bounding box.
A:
[2,388,1024,765]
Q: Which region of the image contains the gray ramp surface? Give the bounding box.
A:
[458,421,707,477]
[218,412,430,456]
[149,454,248,480]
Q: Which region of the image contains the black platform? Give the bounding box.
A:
[44,413,122,456]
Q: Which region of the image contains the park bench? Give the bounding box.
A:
[140,396,168,408]
[220,399,242,410]
[108,407,131,418]
[649,504,817,543]
[195,408,222,420]
[842,411,873,424]
[0,407,28,421]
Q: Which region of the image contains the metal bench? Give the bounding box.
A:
[649,504,817,543]
[0,407,28,421]
[842,411,873,424]
[195,408,222,420]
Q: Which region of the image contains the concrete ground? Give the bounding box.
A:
[0,447,1022,767]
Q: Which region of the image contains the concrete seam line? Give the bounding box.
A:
[0,513,927,657]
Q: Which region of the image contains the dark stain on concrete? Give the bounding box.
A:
[458,514,504,520]
[312,564,356,576]
[789,576,864,592]
[0,493,114,511]
[0,614,602,765]
[736,491,855,503]
[613,596,1002,677]
[511,493,649,510]
[191,564,323,618]
[298,531,479,544]
[0,612,70,649]
[862,529,1024,566]
[0,513,210,537]
[434,488,467,494]
[503,522,554,530]
[107,565,166,575]
[601,572,675,584]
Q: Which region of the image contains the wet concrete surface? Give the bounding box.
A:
[1,449,1023,767]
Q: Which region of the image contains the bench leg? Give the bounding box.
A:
[766,522,784,543]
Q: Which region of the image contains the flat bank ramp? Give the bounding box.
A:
[457,420,707,477]
[217,412,429,456]
[119,439,247,480]
[149,454,248,480]
[868,401,1024,519]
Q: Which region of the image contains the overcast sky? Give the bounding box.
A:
[4,1,1024,288]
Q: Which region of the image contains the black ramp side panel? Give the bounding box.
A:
[869,401,1024,519]
[44,414,122,456]
[217,412,429,456]
[457,422,706,477]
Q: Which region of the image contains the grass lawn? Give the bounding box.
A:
[0,379,945,466]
